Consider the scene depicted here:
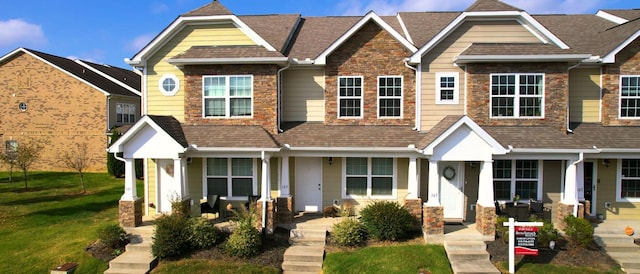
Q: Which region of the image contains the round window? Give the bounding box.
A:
[18,102,27,111]
[158,74,179,96]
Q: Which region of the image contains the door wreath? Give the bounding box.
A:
[443,165,456,180]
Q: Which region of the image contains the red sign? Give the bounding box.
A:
[515,226,538,256]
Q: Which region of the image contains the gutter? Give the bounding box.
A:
[454,54,592,63]
[167,57,290,65]
[277,62,291,132]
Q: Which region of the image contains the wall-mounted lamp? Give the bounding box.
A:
[603,159,610,168]
[187,157,193,165]
[469,162,478,169]
[328,157,333,165]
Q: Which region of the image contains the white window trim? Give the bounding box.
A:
[618,75,640,119]
[435,72,459,105]
[338,76,364,119]
[616,159,640,202]
[158,74,179,96]
[489,73,545,119]
[203,158,258,201]
[494,159,543,202]
[202,75,254,118]
[377,75,403,119]
[116,103,136,124]
[341,157,397,199]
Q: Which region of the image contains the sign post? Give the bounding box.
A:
[503,218,543,273]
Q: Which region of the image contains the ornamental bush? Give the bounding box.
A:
[190,218,220,250]
[331,218,367,247]
[529,217,559,248]
[96,223,127,249]
[359,201,414,241]
[563,215,594,247]
[224,205,262,258]
[152,214,191,258]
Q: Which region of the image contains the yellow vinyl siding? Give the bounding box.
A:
[282,68,325,122]
[596,159,640,220]
[543,161,563,222]
[420,20,541,130]
[569,68,601,123]
[188,158,204,215]
[147,159,157,217]
[146,23,256,121]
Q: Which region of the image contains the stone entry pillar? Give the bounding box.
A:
[256,199,275,235]
[475,204,496,236]
[423,204,444,244]
[404,198,422,230]
[276,196,294,226]
[119,198,143,227]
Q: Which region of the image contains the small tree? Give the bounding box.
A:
[0,140,18,182]
[62,143,93,193]
[14,139,44,191]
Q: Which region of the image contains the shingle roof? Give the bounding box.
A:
[534,14,618,56]
[147,115,189,148]
[80,60,141,92]
[239,14,300,53]
[183,125,280,148]
[276,122,425,148]
[287,16,362,60]
[460,43,578,55]
[465,0,522,12]
[416,115,464,149]
[600,9,640,21]
[181,0,233,16]
[25,48,140,97]
[397,12,461,48]
[170,45,285,60]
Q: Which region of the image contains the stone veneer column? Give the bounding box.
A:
[119,198,143,227]
[276,197,294,226]
[475,204,496,236]
[256,200,275,235]
[423,204,444,244]
[404,198,422,230]
[556,203,574,230]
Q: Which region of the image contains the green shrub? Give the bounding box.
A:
[96,223,127,249]
[530,217,559,248]
[190,218,220,249]
[359,201,414,241]
[332,218,367,247]
[152,214,192,258]
[563,215,594,247]
[224,204,262,258]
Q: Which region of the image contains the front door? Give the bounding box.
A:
[295,157,322,212]
[157,159,178,214]
[584,161,596,217]
[440,162,464,221]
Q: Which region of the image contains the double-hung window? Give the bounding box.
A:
[491,74,544,118]
[338,76,363,118]
[436,72,459,104]
[206,158,256,199]
[619,159,640,201]
[378,76,402,118]
[344,157,395,198]
[116,103,136,124]
[203,75,253,118]
[493,160,541,201]
[620,76,640,118]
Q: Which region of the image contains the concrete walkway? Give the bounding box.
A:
[593,220,640,274]
[104,221,157,274]
[444,223,500,274]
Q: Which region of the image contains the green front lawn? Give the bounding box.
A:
[0,172,130,273]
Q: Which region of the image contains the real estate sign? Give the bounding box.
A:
[515,226,538,256]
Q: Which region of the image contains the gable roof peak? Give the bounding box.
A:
[181,0,233,17]
[465,0,523,12]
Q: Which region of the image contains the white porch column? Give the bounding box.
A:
[477,160,495,207]
[261,155,271,201]
[407,156,418,199]
[564,160,579,206]
[279,156,290,197]
[121,158,137,201]
[426,160,441,206]
[576,161,585,201]
[173,158,185,198]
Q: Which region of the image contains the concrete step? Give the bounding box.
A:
[607,252,640,269]
[289,237,326,246]
[104,268,149,274]
[603,242,640,253]
[594,234,635,245]
[291,228,326,239]
[108,251,157,270]
[282,260,322,272]
[126,242,152,253]
[449,258,500,274]
[444,241,487,252]
[624,269,640,274]
[284,246,325,262]
[283,271,321,274]
[446,250,490,261]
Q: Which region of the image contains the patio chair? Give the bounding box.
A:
[529,200,551,222]
[200,194,220,218]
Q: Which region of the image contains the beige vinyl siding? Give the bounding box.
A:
[188,158,204,215]
[569,68,601,123]
[146,23,256,121]
[282,68,325,122]
[147,159,157,217]
[420,20,541,130]
[464,162,479,222]
[543,161,562,223]
[597,159,640,220]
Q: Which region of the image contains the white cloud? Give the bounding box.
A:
[0,19,47,47]
[66,49,105,64]
[152,3,169,14]
[339,0,608,16]
[127,33,155,52]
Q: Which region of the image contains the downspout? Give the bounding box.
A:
[404,59,420,130]
[277,62,291,132]
[566,62,582,133]
[572,152,585,216]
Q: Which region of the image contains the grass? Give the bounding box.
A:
[323,244,453,274]
[497,261,624,274]
[0,171,133,273]
[151,259,280,274]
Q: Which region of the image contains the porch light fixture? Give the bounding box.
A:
[603,159,611,168]
[328,157,333,165]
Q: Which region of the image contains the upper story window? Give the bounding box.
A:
[620,76,640,118]
[116,103,136,124]
[378,76,402,118]
[493,160,541,201]
[490,74,544,118]
[619,159,640,201]
[158,74,179,96]
[203,75,253,118]
[343,157,396,199]
[436,72,459,104]
[338,76,363,118]
[206,158,256,199]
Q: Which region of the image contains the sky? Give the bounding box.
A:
[1,0,637,69]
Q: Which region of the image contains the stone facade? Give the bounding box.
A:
[602,37,640,126]
[556,202,586,230]
[423,205,444,244]
[0,51,125,172]
[275,197,294,226]
[466,62,568,132]
[119,198,143,227]
[475,204,496,236]
[325,21,416,126]
[404,198,423,230]
[256,199,275,234]
[183,64,280,134]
